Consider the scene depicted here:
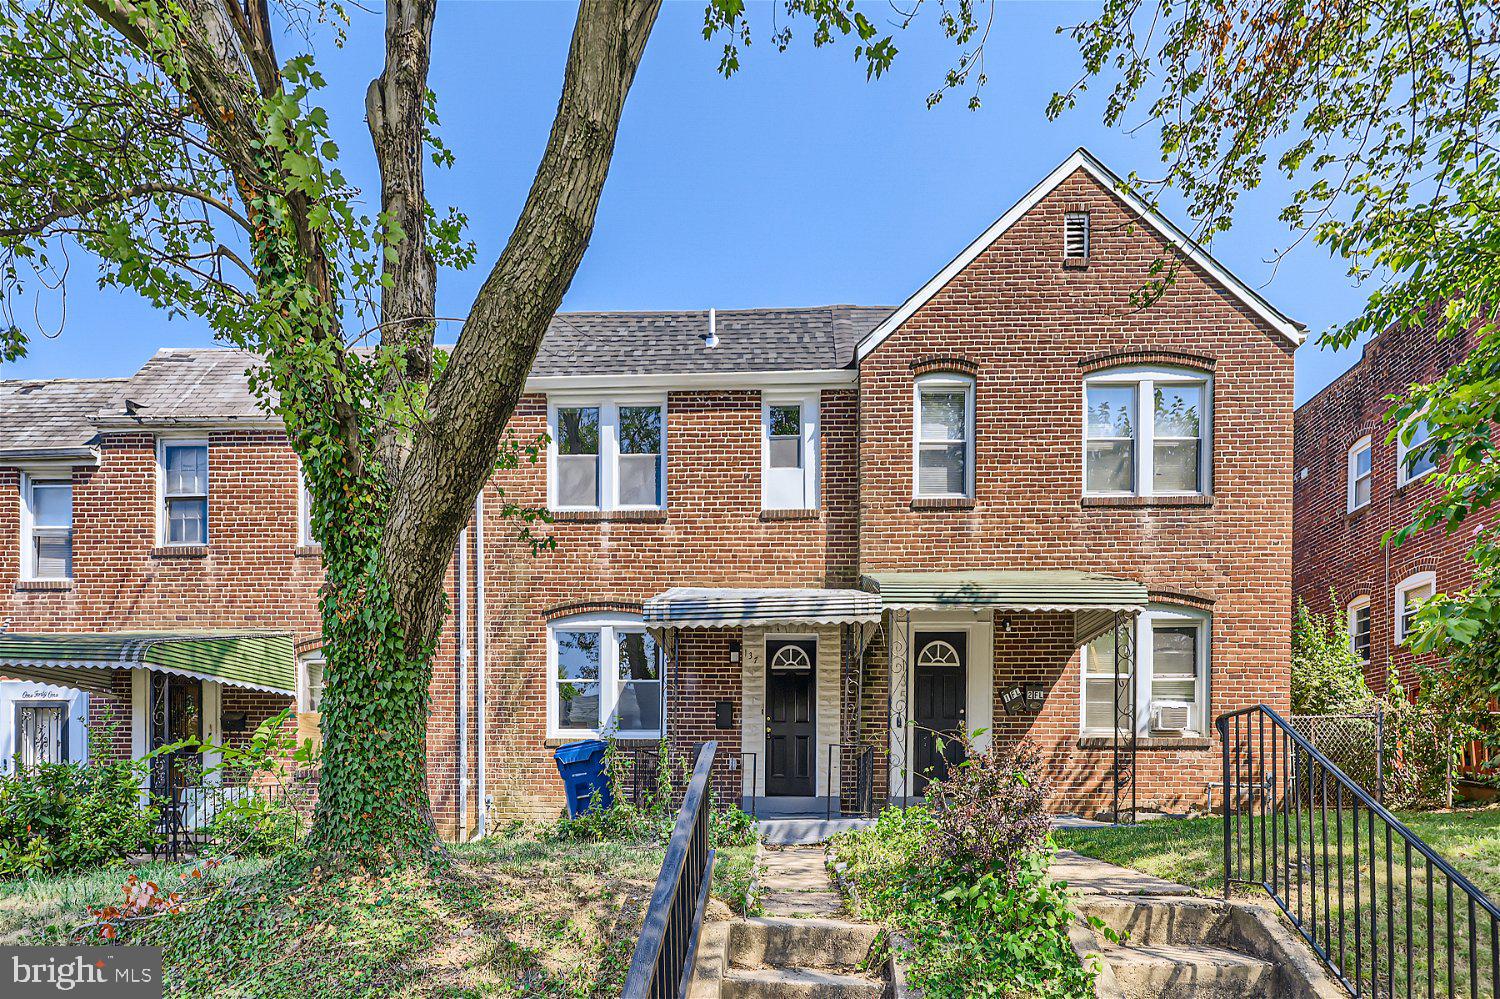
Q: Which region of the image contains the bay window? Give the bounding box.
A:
[1084,369,1211,497]
[913,374,974,499]
[548,614,662,739]
[548,399,666,512]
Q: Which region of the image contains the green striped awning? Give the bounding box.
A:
[861,571,1148,612]
[0,633,296,695]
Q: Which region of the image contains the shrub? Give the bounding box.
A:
[710,802,757,849]
[205,792,303,857]
[0,757,158,877]
[1292,597,1373,715]
[926,739,1050,882]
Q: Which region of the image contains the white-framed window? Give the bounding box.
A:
[913,373,975,499]
[297,467,317,547]
[158,439,208,545]
[20,474,73,580]
[547,614,663,739]
[1398,417,1437,486]
[762,393,820,510]
[1084,368,1211,496]
[1394,572,1437,645]
[1347,436,1373,512]
[1347,596,1372,663]
[547,398,666,512]
[298,653,325,713]
[1080,604,1210,735]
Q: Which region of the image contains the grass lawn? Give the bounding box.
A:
[1055,806,1500,997]
[0,829,712,998]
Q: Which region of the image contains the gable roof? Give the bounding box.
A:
[0,378,126,460]
[855,147,1306,361]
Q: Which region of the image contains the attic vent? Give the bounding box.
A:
[1064,212,1090,260]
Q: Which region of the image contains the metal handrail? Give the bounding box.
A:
[1219,704,1500,997]
[622,741,718,999]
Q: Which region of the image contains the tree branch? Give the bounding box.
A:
[0,181,252,239]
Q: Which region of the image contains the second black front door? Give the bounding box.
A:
[912,631,967,796]
[765,638,816,796]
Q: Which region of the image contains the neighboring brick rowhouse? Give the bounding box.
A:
[1293,309,1495,693]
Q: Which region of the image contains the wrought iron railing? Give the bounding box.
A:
[1219,704,1500,998]
[622,741,718,999]
[614,744,757,817]
[824,742,877,820]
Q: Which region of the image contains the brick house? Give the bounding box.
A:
[0,149,1300,834]
[1293,309,1494,695]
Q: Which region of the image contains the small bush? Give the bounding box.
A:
[1292,597,1373,715]
[710,802,757,849]
[0,758,158,877]
[205,793,302,857]
[926,739,1050,881]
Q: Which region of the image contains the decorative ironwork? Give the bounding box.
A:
[888,608,911,804]
[14,702,67,767]
[1111,609,1138,825]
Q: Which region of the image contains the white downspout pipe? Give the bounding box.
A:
[475,491,488,838]
[457,526,469,838]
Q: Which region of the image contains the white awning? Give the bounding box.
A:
[643,588,883,630]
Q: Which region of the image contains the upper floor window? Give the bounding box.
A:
[22,475,72,580]
[548,399,666,512]
[1347,596,1371,663]
[298,653,325,713]
[159,440,207,545]
[762,394,820,510]
[1084,368,1210,497]
[1394,571,1437,645]
[547,614,662,739]
[1347,436,1373,512]
[1398,417,1436,486]
[913,374,974,499]
[297,468,316,547]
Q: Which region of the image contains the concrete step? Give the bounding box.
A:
[1075,894,1234,947]
[729,916,882,970]
[720,966,885,999]
[1102,941,1277,999]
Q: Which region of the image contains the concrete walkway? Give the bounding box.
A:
[1049,849,1196,897]
[758,844,846,917]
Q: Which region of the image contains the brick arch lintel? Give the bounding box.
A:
[1079,349,1217,374]
[542,599,645,622]
[294,635,324,656]
[910,356,980,378]
[1148,588,1216,612]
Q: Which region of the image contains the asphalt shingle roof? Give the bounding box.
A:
[106,348,268,422]
[0,378,126,457]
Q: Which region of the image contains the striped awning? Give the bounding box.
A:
[862,571,1148,613]
[643,588,883,629]
[0,633,297,695]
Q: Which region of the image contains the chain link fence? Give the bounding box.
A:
[1290,711,1478,810]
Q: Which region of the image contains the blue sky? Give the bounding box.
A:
[8,2,1370,404]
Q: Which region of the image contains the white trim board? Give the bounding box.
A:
[854,147,1306,361]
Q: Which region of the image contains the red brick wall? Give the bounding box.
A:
[1293,311,1494,693]
[855,167,1296,814]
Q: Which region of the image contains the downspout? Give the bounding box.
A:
[458,526,469,838]
[475,491,488,838]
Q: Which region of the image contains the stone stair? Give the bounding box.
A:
[719,917,886,999]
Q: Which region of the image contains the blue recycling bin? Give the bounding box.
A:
[553,739,613,818]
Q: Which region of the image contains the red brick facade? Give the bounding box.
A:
[0,156,1299,830]
[1293,311,1492,693]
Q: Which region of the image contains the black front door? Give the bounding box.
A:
[912,631,966,796]
[765,638,816,796]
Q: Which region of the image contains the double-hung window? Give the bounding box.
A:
[1084,369,1211,496]
[1347,596,1372,663]
[762,394,820,509]
[298,653,325,713]
[1347,437,1373,512]
[1080,605,1209,736]
[549,399,666,512]
[548,615,663,738]
[913,374,974,499]
[160,440,208,545]
[22,476,72,580]
[297,467,317,548]
[1398,417,1437,486]
[1394,572,1437,645]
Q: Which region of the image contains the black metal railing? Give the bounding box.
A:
[1219,704,1500,998]
[614,745,757,818]
[825,742,876,820]
[622,741,718,999]
[148,760,318,860]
